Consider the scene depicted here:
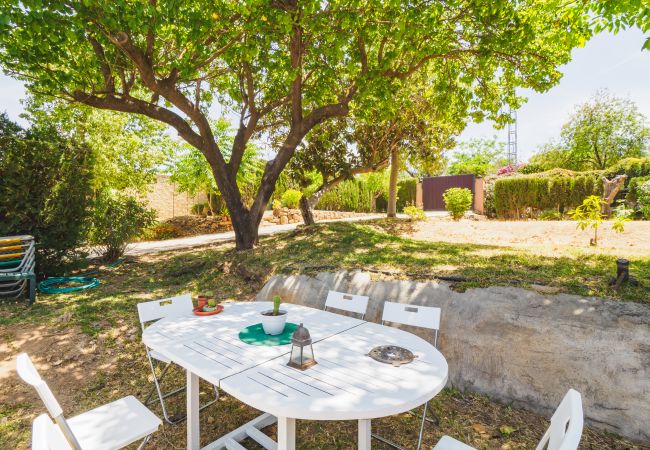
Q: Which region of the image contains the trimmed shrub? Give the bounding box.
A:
[493,171,603,218]
[89,192,157,260]
[281,189,303,208]
[443,187,473,220]
[317,179,375,212]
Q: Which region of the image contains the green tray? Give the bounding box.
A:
[239,322,299,346]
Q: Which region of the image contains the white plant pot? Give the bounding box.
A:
[261,310,288,335]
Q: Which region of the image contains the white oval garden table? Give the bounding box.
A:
[142,301,448,450]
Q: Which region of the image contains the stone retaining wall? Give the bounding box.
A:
[261,208,373,226]
[256,271,650,442]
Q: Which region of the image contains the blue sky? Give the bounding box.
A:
[1,28,648,163]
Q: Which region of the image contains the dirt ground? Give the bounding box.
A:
[407,218,650,257]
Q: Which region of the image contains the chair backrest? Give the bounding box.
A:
[381,301,441,346]
[535,389,583,450]
[137,293,193,330]
[16,353,64,418]
[324,290,369,318]
[32,414,73,450]
[16,353,82,449]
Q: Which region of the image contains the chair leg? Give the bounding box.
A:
[146,356,219,425]
[416,402,429,450]
[137,434,153,450]
[371,401,431,450]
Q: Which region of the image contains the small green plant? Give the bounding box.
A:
[568,195,605,246]
[403,205,427,221]
[538,209,563,220]
[281,189,302,209]
[272,295,282,316]
[442,187,473,220]
[272,198,282,210]
[207,298,217,307]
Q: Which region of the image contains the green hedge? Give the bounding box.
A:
[494,173,602,218]
[492,157,650,219]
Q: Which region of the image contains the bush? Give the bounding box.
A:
[443,187,473,220]
[89,192,157,260]
[272,199,282,210]
[0,114,94,277]
[403,205,427,221]
[281,189,302,209]
[638,180,650,219]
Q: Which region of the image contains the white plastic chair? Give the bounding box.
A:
[324,290,369,319]
[373,301,442,450]
[137,293,218,424]
[433,389,584,450]
[17,353,160,450]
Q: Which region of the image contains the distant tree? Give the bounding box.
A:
[560,92,648,170]
[447,137,507,177]
[529,92,649,171]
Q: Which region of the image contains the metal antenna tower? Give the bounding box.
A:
[506,108,518,164]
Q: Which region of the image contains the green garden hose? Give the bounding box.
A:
[38,276,101,294]
[37,258,125,294]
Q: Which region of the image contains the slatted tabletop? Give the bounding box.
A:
[220,321,448,420]
[142,301,365,384]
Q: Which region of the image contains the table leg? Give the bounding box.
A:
[277,416,296,450]
[358,419,371,450]
[187,371,200,450]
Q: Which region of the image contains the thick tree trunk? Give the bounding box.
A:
[299,196,315,225]
[601,175,627,216]
[229,208,260,250]
[387,147,399,217]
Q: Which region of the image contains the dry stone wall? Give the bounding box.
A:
[256,271,650,442]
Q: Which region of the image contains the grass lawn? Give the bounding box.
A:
[1,220,649,449]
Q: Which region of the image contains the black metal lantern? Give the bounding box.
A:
[287,323,316,370]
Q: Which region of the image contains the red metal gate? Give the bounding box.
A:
[422,174,475,211]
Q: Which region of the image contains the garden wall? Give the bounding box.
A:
[257,271,650,443]
[144,175,207,220]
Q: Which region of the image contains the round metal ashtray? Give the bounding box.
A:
[367,345,417,366]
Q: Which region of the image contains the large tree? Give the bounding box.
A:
[0,0,593,249]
